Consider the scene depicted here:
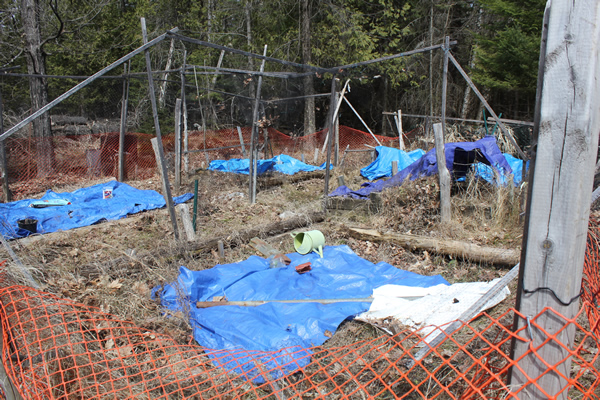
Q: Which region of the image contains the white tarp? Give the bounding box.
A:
[357,279,510,343]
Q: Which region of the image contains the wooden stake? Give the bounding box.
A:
[510,1,600,398]
[249,45,267,204]
[337,175,345,187]
[118,62,130,182]
[395,109,404,150]
[142,18,179,240]
[176,203,195,241]
[323,76,337,212]
[174,98,182,191]
[151,138,179,239]
[392,160,398,176]
[433,123,451,223]
[237,126,247,157]
[181,51,189,173]
[217,240,225,260]
[313,147,318,164]
[441,36,449,147]
[321,80,351,153]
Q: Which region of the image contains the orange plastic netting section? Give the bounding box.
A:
[0,221,598,399]
[2,126,403,199]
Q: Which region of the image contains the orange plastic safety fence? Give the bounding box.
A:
[2,126,402,200]
[0,215,599,400]
[0,277,598,400]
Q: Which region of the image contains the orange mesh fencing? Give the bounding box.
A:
[0,219,598,398]
[2,126,403,200]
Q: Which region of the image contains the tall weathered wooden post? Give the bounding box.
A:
[510,1,600,398]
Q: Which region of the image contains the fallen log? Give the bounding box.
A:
[79,211,325,279]
[348,227,519,266]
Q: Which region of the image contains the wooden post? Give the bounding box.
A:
[118,62,130,182]
[142,18,179,240]
[176,203,195,241]
[323,76,337,212]
[321,80,351,153]
[441,36,449,143]
[192,179,199,233]
[433,123,450,223]
[217,240,225,261]
[237,126,247,157]
[174,98,182,191]
[334,111,339,166]
[181,51,189,173]
[510,1,600,399]
[337,175,345,187]
[339,144,350,167]
[392,160,398,176]
[313,148,318,164]
[395,110,405,150]
[0,89,11,202]
[249,45,267,204]
[151,138,179,239]
[301,153,305,163]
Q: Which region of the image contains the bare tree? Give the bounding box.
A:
[20,0,55,177]
[301,0,315,136]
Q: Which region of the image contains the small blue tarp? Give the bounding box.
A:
[209,154,327,175]
[361,147,426,181]
[330,136,513,199]
[156,245,448,380]
[473,153,528,186]
[0,181,193,239]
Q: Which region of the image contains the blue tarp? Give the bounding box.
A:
[473,153,528,186]
[361,147,426,181]
[156,245,448,380]
[330,136,513,199]
[209,154,327,175]
[0,181,193,239]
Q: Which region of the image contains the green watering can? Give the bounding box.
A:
[291,230,325,258]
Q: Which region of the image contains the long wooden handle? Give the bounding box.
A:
[196,296,423,308]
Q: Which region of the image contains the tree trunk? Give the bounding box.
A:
[245,0,256,95]
[20,0,55,178]
[301,0,315,136]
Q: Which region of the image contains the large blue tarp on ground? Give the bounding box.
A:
[0,181,193,239]
[330,136,514,199]
[209,154,327,175]
[156,245,448,380]
[361,147,426,181]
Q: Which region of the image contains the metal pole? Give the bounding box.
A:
[141,18,179,240]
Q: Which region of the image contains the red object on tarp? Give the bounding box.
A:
[295,262,311,274]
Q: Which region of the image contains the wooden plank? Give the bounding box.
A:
[142,18,179,240]
[176,203,195,241]
[118,62,130,182]
[348,227,519,266]
[174,98,182,190]
[433,123,451,222]
[383,112,534,127]
[509,1,600,398]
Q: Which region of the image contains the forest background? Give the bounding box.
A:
[0,0,544,140]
